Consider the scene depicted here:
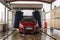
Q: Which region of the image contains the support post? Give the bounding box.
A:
[50,3,52,10]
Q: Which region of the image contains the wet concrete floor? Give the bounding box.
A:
[0,29,60,40]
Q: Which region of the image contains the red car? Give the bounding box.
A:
[19,16,39,33]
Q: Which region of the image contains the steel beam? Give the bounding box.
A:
[4,0,55,4]
[0,0,11,10]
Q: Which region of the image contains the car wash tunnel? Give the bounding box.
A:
[0,0,60,40]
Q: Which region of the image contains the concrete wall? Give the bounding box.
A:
[8,10,16,29]
[50,6,60,29]
[0,24,3,32]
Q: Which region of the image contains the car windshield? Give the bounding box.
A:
[22,16,36,22]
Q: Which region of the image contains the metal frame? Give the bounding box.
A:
[4,0,55,3]
[0,0,55,10]
[0,1,11,10]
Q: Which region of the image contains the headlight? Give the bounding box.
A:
[19,23,24,28]
[35,23,39,27]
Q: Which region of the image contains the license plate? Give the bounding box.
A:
[25,27,33,30]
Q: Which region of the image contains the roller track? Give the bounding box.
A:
[12,30,56,40]
[3,30,57,40]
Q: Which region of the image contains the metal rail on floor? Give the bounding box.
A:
[3,29,57,40]
[3,31,15,40]
[39,30,57,40]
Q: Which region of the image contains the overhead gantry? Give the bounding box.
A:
[0,0,55,10]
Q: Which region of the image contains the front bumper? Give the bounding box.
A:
[19,27,39,33]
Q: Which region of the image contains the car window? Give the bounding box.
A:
[22,17,36,22]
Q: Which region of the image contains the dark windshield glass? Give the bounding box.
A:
[22,16,36,22]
